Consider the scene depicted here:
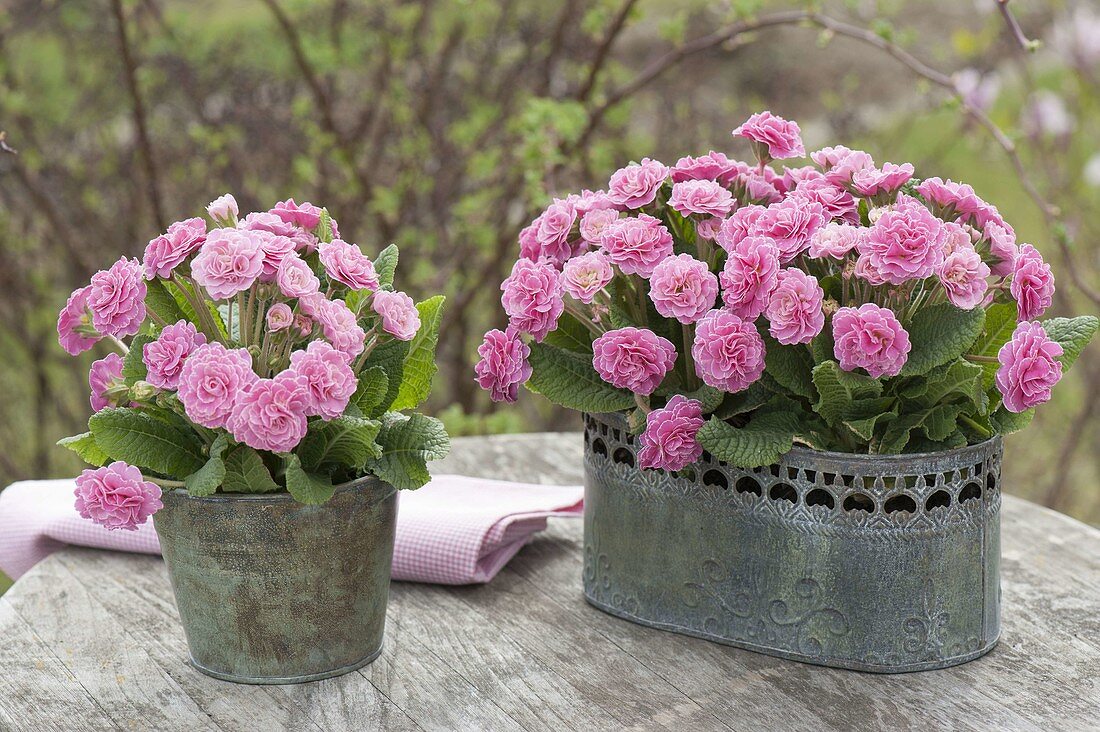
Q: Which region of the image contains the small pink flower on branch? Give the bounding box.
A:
[600,214,674,278]
[719,236,780,320]
[290,340,357,420]
[227,371,311,453]
[74,462,162,532]
[1010,244,1055,321]
[143,320,207,390]
[177,342,257,429]
[606,158,669,210]
[319,239,379,291]
[832,304,911,379]
[474,329,532,403]
[191,228,264,301]
[562,251,614,304]
[648,254,719,324]
[669,179,734,218]
[143,218,207,279]
[765,268,825,346]
[996,321,1063,413]
[637,395,705,472]
[87,257,147,338]
[266,303,294,332]
[270,198,322,231]
[501,258,564,342]
[692,310,765,393]
[373,290,421,341]
[206,194,238,225]
[732,111,805,163]
[276,254,321,299]
[592,327,676,395]
[57,286,100,356]
[89,353,126,412]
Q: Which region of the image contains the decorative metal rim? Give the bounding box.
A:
[163,475,395,504]
[187,644,383,685]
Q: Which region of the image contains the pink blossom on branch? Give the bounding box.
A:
[983,221,1019,277]
[1010,244,1055,321]
[89,353,126,412]
[227,371,311,453]
[599,214,674,278]
[276,254,321,299]
[851,162,915,199]
[266,303,294,332]
[719,235,780,319]
[74,462,162,532]
[87,257,148,339]
[637,395,705,472]
[252,230,298,282]
[143,320,207,390]
[289,340,357,420]
[857,195,946,284]
[671,151,740,183]
[373,290,421,341]
[747,195,827,263]
[996,321,1063,413]
[578,208,620,245]
[474,329,532,403]
[318,239,380,291]
[937,244,990,310]
[765,268,825,345]
[57,286,100,356]
[606,158,669,209]
[206,194,238,224]
[270,198,322,231]
[668,179,735,218]
[239,211,318,255]
[648,254,719,324]
[562,251,614,304]
[732,111,805,162]
[810,145,875,187]
[308,296,367,360]
[501,258,565,342]
[143,218,207,279]
[177,342,257,429]
[794,177,859,224]
[191,228,264,301]
[592,327,676,395]
[692,309,766,393]
[714,205,767,253]
[808,223,862,259]
[832,304,911,379]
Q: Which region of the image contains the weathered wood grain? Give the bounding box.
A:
[0,432,1097,731]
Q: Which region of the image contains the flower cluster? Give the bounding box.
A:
[477,111,1096,470]
[59,195,448,531]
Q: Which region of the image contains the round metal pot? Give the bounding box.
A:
[582,412,1001,673]
[153,477,398,684]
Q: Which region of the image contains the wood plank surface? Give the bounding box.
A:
[0,432,1097,731]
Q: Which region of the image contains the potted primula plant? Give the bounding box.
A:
[57,194,449,684]
[475,112,1098,673]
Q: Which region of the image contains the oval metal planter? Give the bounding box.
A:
[153,476,398,684]
[582,412,1001,673]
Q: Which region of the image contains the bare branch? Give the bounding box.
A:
[575,0,640,103]
[995,0,1039,53]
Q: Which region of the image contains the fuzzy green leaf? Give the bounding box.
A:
[284,453,336,504]
[680,384,726,414]
[969,303,1018,387]
[991,405,1035,434]
[713,382,773,420]
[374,244,399,288]
[121,334,154,383]
[878,403,965,454]
[391,296,445,411]
[527,342,635,413]
[901,303,985,376]
[221,446,281,493]
[763,338,815,400]
[89,407,205,478]
[352,367,389,418]
[812,361,882,425]
[544,311,594,353]
[183,434,229,497]
[144,279,186,325]
[810,328,835,365]
[697,410,799,468]
[913,360,985,411]
[1041,316,1099,372]
[57,432,109,467]
[368,413,450,490]
[360,337,410,413]
[298,416,382,471]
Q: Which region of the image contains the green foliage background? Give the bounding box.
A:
[1,0,1099,532]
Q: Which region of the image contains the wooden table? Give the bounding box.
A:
[2,432,1098,731]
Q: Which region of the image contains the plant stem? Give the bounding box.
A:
[145,476,185,488]
[682,322,698,390]
[106,334,130,355]
[964,354,999,364]
[634,393,651,414]
[960,414,992,438]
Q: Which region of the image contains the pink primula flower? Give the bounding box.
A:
[808,223,862,259]
[191,228,264,300]
[227,371,311,453]
[307,296,367,360]
[474,329,533,403]
[579,208,621,245]
[527,198,579,266]
[501,258,565,342]
[177,342,257,429]
[206,194,238,224]
[794,177,859,224]
[937,243,990,310]
[983,221,1019,277]
[276,254,321,299]
[143,218,207,279]
[765,268,825,345]
[592,327,676,395]
[1010,244,1055,321]
[74,462,162,531]
[562,251,614,304]
[607,158,669,209]
[143,320,207,390]
[266,303,294,332]
[637,395,705,472]
[270,198,322,231]
[692,309,766,392]
[732,111,805,161]
[719,235,780,319]
[858,195,946,284]
[851,162,915,199]
[289,340,357,420]
[252,230,298,282]
[319,239,380,291]
[832,304,911,378]
[671,152,740,183]
[599,214,674,278]
[89,353,126,412]
[914,177,1003,229]
[87,257,147,338]
[57,286,100,356]
[373,290,421,341]
[810,145,875,187]
[715,205,767,253]
[695,217,724,241]
[747,195,827,263]
[240,211,318,255]
[669,179,735,218]
[995,321,1064,413]
[648,254,719,324]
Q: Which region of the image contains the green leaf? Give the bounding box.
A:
[526,342,635,413]
[878,403,965,454]
[368,413,450,490]
[57,432,109,467]
[391,295,445,411]
[812,361,882,425]
[374,244,399,288]
[810,327,835,365]
[544,311,594,353]
[991,406,1035,434]
[763,337,815,400]
[284,453,337,504]
[679,384,726,414]
[969,303,1017,387]
[713,382,773,420]
[298,416,382,471]
[697,409,799,468]
[145,279,186,325]
[183,434,228,497]
[121,334,154,383]
[1040,316,1099,372]
[221,446,281,493]
[360,337,410,413]
[88,407,205,478]
[841,397,896,441]
[316,208,336,243]
[607,278,636,329]
[913,360,985,411]
[352,367,389,418]
[901,303,985,376]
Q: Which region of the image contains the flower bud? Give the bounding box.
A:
[822,298,840,317]
[129,380,157,402]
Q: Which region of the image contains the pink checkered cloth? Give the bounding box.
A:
[0,475,583,585]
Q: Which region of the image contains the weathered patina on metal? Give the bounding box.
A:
[582,411,1002,673]
[153,477,398,684]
